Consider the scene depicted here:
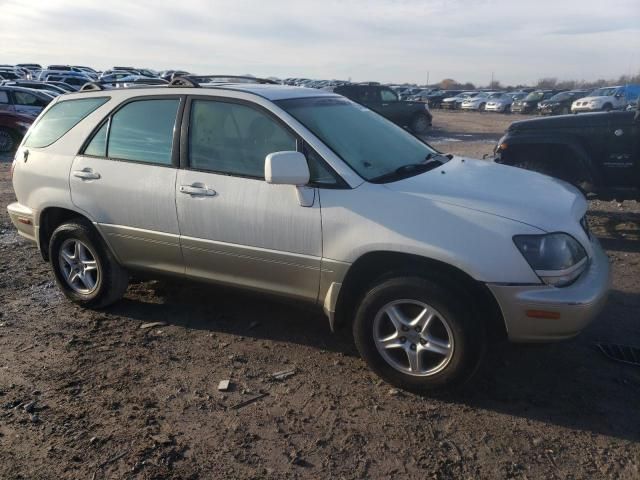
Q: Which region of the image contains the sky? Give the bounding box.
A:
[1,0,639,86]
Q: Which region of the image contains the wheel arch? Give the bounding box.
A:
[38,206,117,263]
[501,135,599,187]
[332,251,507,342]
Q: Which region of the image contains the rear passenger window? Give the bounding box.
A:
[108,99,179,165]
[84,121,108,157]
[24,97,108,148]
[189,100,296,178]
[0,91,8,104]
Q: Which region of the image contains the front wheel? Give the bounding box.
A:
[353,276,485,392]
[0,127,17,153]
[410,114,430,134]
[49,220,129,308]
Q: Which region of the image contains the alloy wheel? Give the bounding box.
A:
[58,239,101,294]
[373,299,454,376]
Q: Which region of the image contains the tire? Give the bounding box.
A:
[353,276,485,393]
[561,106,570,115]
[504,104,511,114]
[603,103,612,112]
[49,219,129,308]
[479,103,486,111]
[0,127,17,153]
[411,114,430,134]
[512,151,594,194]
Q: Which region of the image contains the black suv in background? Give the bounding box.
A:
[537,90,589,116]
[332,84,432,134]
[511,90,558,114]
[424,90,462,109]
[493,106,640,194]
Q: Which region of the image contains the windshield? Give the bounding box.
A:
[588,87,616,97]
[549,92,572,101]
[277,96,442,182]
[524,91,545,101]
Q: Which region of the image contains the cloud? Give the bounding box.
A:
[1,0,639,85]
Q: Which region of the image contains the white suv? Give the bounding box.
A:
[7,78,610,391]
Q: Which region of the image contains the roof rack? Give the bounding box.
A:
[79,78,169,91]
[168,74,279,87]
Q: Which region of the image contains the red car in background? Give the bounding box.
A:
[0,111,33,153]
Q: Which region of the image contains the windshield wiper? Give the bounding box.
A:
[370,157,443,183]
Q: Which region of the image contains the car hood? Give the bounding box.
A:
[575,96,611,103]
[509,110,611,131]
[383,157,586,232]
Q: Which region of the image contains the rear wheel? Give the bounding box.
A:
[504,104,512,114]
[603,103,613,112]
[512,149,594,194]
[411,114,430,134]
[353,276,485,392]
[479,102,486,111]
[49,219,129,308]
[0,127,17,153]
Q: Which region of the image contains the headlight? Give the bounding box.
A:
[513,233,587,287]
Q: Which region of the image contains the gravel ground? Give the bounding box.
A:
[0,110,639,479]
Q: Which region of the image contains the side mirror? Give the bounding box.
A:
[265,151,310,186]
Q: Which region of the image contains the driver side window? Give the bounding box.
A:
[380,89,398,102]
[189,100,297,178]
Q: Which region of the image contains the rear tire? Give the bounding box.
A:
[0,127,17,153]
[49,219,129,308]
[353,276,485,393]
[603,103,612,112]
[512,150,594,194]
[479,102,486,111]
[411,114,430,134]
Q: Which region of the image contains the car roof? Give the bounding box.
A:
[66,83,338,102]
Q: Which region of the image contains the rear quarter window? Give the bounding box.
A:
[24,97,109,148]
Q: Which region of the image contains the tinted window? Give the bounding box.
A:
[14,91,42,106]
[108,99,179,165]
[380,89,397,102]
[84,121,108,157]
[0,91,8,104]
[24,97,108,148]
[189,100,296,178]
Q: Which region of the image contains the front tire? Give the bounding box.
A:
[410,114,430,134]
[353,276,485,392]
[49,220,129,308]
[0,127,17,153]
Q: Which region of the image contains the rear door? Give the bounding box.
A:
[11,90,49,116]
[175,96,322,301]
[70,96,185,274]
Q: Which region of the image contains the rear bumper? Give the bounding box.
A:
[7,202,38,243]
[487,237,610,342]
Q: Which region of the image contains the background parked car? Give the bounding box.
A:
[511,90,559,114]
[461,91,508,111]
[537,90,589,115]
[571,85,640,113]
[0,80,68,96]
[0,111,33,152]
[441,91,478,110]
[0,86,52,117]
[484,92,517,113]
[493,108,640,194]
[332,84,432,133]
[424,90,461,108]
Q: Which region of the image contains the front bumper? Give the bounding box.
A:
[487,236,610,342]
[7,202,37,243]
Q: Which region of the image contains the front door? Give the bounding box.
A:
[604,111,640,187]
[70,97,184,274]
[176,97,322,301]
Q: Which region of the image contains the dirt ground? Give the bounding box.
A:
[1,110,639,479]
